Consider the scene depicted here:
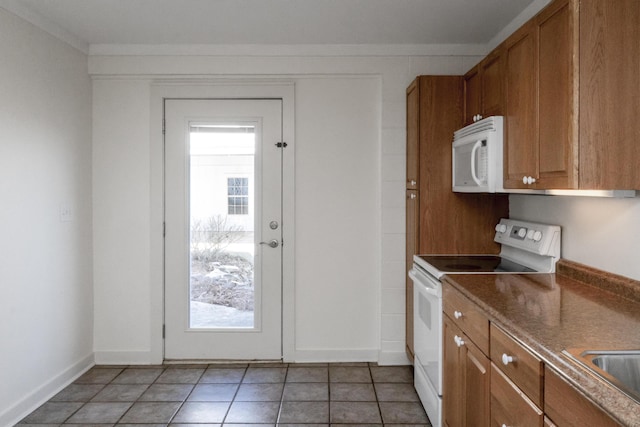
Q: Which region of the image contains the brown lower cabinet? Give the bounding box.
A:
[544,366,622,427]
[491,363,543,427]
[443,282,624,427]
[442,315,490,427]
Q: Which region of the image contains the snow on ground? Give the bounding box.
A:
[190,301,253,328]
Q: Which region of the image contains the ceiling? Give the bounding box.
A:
[2,0,538,51]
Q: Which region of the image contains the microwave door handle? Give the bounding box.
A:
[470,140,484,186]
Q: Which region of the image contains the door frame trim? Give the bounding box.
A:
[150,81,295,363]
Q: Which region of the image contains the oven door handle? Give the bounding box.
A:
[409,268,441,298]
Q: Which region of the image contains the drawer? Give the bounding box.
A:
[491,363,543,427]
[443,283,489,355]
[490,323,543,407]
[544,366,622,427]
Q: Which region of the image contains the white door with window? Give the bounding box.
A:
[164,99,283,360]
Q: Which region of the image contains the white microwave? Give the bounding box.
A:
[452,116,504,193]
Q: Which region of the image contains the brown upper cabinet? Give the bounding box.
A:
[579,0,640,190]
[504,0,578,189]
[463,47,505,126]
[469,0,640,190]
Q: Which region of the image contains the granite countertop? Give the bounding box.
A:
[441,260,640,427]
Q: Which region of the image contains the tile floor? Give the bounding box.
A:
[16,362,432,426]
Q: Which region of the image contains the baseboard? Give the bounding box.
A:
[290,348,378,363]
[94,350,154,365]
[377,350,411,366]
[1,352,95,427]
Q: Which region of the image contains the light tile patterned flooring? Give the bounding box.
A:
[16,362,432,426]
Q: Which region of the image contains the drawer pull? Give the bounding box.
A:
[501,424,511,427]
[454,335,465,347]
[502,353,515,365]
[454,310,463,319]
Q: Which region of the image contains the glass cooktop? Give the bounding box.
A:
[415,255,536,274]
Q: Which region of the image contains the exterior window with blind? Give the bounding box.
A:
[227,177,249,215]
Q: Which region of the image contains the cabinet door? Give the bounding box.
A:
[443,315,490,427]
[406,79,420,189]
[463,338,490,427]
[491,364,543,427]
[504,21,538,189]
[579,0,640,189]
[463,65,481,125]
[544,366,622,426]
[537,0,578,188]
[405,279,414,361]
[443,316,462,427]
[490,323,543,407]
[480,48,504,118]
[405,189,419,361]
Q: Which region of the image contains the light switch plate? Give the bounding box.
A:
[60,203,74,222]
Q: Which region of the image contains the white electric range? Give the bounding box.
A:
[409,218,561,427]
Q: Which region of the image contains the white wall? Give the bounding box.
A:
[92,79,153,362]
[294,77,380,360]
[89,53,477,365]
[510,195,640,281]
[0,7,93,426]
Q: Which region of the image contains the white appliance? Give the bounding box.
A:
[409,218,561,427]
[452,116,503,193]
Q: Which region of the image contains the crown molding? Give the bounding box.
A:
[88,43,488,57]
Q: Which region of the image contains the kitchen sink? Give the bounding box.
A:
[564,349,640,403]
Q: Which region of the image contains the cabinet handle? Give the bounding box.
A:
[409,179,417,186]
[454,310,463,319]
[409,193,417,200]
[454,335,465,347]
[501,424,511,427]
[522,175,537,185]
[502,353,515,365]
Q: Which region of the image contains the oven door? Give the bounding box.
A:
[409,264,443,395]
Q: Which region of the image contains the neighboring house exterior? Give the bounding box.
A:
[190,127,255,235]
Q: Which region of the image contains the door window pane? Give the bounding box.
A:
[189,124,255,329]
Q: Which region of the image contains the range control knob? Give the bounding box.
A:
[495,224,507,233]
[533,231,543,242]
[517,228,527,238]
[526,229,535,240]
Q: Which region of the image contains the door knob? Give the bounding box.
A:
[260,239,279,248]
